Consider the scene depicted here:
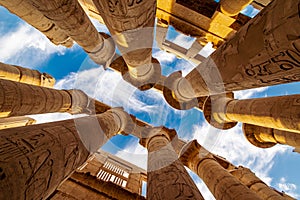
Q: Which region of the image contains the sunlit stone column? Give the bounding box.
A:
[163,0,300,104]
[243,123,300,149]
[0,79,91,118]
[180,140,262,200]
[140,127,204,200]
[0,0,73,47]
[0,108,129,200]
[220,0,253,16]
[230,166,295,200]
[0,62,55,87]
[92,0,161,90]
[0,116,35,130]
[29,0,115,66]
[203,94,300,132]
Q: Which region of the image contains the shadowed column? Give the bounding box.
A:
[0,107,130,199]
[0,79,90,118]
[0,0,73,47]
[28,0,115,66]
[243,123,300,149]
[140,127,204,200]
[0,62,55,87]
[92,0,161,90]
[180,140,262,200]
[203,94,300,133]
[220,0,253,16]
[163,0,300,106]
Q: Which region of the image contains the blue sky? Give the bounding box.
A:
[1,4,300,199]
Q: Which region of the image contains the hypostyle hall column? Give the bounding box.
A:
[163,0,300,105]
[93,0,161,90]
[0,0,73,47]
[0,79,90,118]
[203,94,300,133]
[140,127,204,200]
[243,123,300,149]
[29,0,115,66]
[220,0,253,16]
[180,140,262,200]
[0,108,130,200]
[0,116,35,130]
[0,62,55,87]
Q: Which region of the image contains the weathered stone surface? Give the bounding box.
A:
[0,116,35,130]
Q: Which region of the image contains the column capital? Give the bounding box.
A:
[243,124,277,148]
[163,71,202,110]
[203,92,237,130]
[139,127,176,150]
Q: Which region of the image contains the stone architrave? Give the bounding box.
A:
[28,0,115,66]
[203,94,300,133]
[92,0,161,90]
[0,62,55,88]
[0,79,90,118]
[140,127,204,199]
[0,108,129,200]
[0,116,35,130]
[243,123,300,149]
[180,140,262,200]
[163,0,300,105]
[220,0,254,16]
[0,0,73,47]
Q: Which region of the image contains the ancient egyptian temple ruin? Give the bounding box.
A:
[0,0,299,199]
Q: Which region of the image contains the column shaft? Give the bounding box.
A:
[0,109,128,199]
[93,0,161,89]
[0,79,89,118]
[180,140,261,200]
[170,0,300,99]
[0,0,73,47]
[203,94,300,132]
[220,0,253,16]
[0,62,55,87]
[141,128,204,200]
[0,116,35,130]
[230,166,290,200]
[126,173,142,194]
[29,0,115,65]
[243,124,300,149]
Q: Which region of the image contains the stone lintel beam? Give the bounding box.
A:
[0,108,129,199]
[163,0,300,99]
[230,166,295,200]
[140,128,204,199]
[0,0,73,47]
[243,123,300,149]
[0,79,90,118]
[29,0,115,66]
[0,116,36,130]
[220,0,254,16]
[203,94,300,133]
[93,0,161,90]
[179,140,262,200]
[0,62,55,87]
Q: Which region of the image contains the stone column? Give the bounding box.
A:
[163,0,300,103]
[29,0,115,66]
[0,62,55,87]
[0,107,129,200]
[230,166,294,200]
[0,0,73,47]
[203,94,300,133]
[0,79,90,118]
[220,0,253,16]
[92,0,161,90]
[180,140,262,200]
[243,123,300,149]
[126,173,142,194]
[140,127,204,200]
[0,116,35,130]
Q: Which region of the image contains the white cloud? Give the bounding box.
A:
[172,33,195,49]
[277,177,299,198]
[234,86,268,99]
[0,22,69,67]
[153,49,176,64]
[29,113,87,124]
